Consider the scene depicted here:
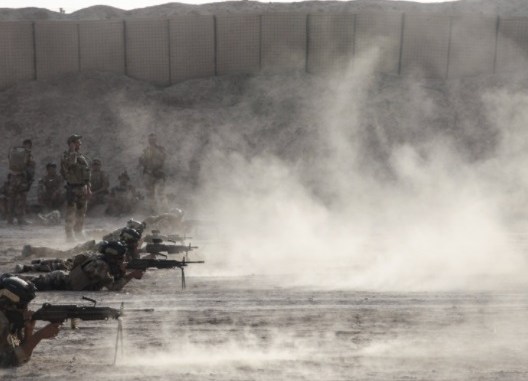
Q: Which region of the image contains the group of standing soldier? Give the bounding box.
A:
[2,133,167,241]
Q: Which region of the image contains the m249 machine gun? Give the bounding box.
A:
[127,258,204,289]
[142,230,198,256]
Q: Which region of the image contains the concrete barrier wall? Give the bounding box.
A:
[448,15,497,78]
[401,14,451,78]
[261,13,306,71]
[35,21,79,80]
[496,17,528,73]
[0,22,34,89]
[355,12,402,74]
[80,20,125,74]
[125,19,170,85]
[169,16,215,83]
[306,14,355,73]
[5,13,528,90]
[216,15,261,75]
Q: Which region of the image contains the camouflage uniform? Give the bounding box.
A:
[37,168,64,212]
[106,172,140,216]
[27,255,128,292]
[88,160,109,209]
[0,311,29,367]
[21,239,99,259]
[61,135,91,240]
[138,135,166,212]
[6,144,35,225]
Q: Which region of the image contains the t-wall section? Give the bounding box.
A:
[2,13,528,90]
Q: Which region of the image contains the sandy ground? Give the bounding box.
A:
[0,222,527,380]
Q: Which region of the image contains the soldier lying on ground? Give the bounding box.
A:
[15,228,143,274]
[19,219,145,259]
[0,274,60,367]
[21,241,144,292]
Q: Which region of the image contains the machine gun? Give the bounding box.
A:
[142,230,197,255]
[32,297,122,324]
[144,242,198,255]
[127,258,204,289]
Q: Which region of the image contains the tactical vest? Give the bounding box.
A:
[61,152,90,185]
[8,147,30,173]
[68,255,99,291]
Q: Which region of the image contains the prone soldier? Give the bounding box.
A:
[61,134,91,241]
[23,241,144,292]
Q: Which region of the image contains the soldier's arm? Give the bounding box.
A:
[0,312,28,367]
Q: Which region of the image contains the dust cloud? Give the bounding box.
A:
[189,48,528,291]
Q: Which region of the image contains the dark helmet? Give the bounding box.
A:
[0,273,36,308]
[126,219,145,234]
[67,134,82,144]
[120,227,141,244]
[46,162,57,169]
[99,241,127,259]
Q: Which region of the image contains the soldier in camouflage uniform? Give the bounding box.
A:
[19,218,145,260]
[15,227,142,273]
[87,159,109,211]
[61,135,91,241]
[138,133,166,213]
[0,274,60,367]
[5,139,35,225]
[24,241,144,292]
[37,163,64,212]
[105,171,141,216]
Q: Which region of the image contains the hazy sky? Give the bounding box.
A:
[0,0,456,13]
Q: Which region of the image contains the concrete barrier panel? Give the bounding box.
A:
[401,14,451,78]
[216,15,260,75]
[0,22,34,89]
[496,17,528,73]
[448,15,496,78]
[126,19,170,85]
[35,22,79,80]
[261,13,306,71]
[355,12,402,74]
[80,20,125,74]
[307,14,355,73]
[169,16,215,83]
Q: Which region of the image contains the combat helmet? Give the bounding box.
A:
[120,227,141,244]
[0,274,37,308]
[99,241,127,259]
[126,219,146,235]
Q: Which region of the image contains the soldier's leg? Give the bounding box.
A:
[15,191,28,224]
[22,245,65,258]
[5,178,17,224]
[65,187,76,240]
[73,193,87,237]
[30,270,70,291]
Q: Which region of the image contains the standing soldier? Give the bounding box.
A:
[60,134,91,241]
[37,163,64,212]
[5,139,35,225]
[87,159,109,210]
[138,133,166,212]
